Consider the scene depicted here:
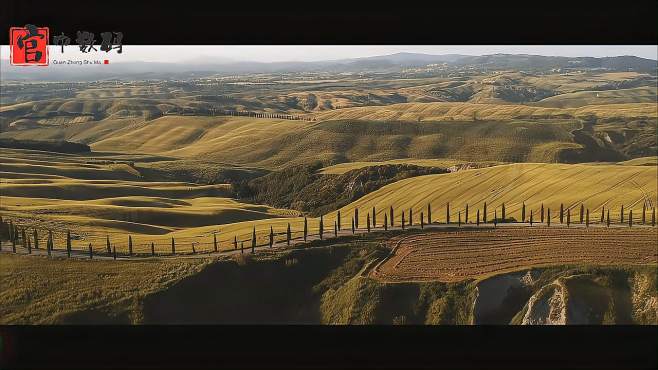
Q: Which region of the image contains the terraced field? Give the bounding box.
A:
[371,227,658,283]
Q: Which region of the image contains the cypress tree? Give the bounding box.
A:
[33,229,38,249]
[334,221,337,237]
[287,223,291,245]
[476,209,480,226]
[113,245,117,260]
[128,235,133,256]
[540,204,544,223]
[420,212,424,229]
[192,242,196,254]
[458,211,461,227]
[12,229,16,253]
[606,210,610,227]
[621,205,624,223]
[106,235,111,254]
[494,210,497,227]
[521,202,526,223]
[319,216,324,240]
[402,211,406,230]
[560,203,564,223]
[172,237,176,254]
[47,231,52,256]
[483,202,487,223]
[354,208,359,229]
[642,203,646,224]
[465,204,469,224]
[337,210,341,231]
[427,203,432,224]
[270,226,274,247]
[88,243,93,259]
[66,230,71,258]
[579,204,584,224]
[252,227,256,252]
[304,217,308,241]
[446,203,450,224]
[566,208,571,227]
[27,232,31,254]
[390,206,394,227]
[241,241,244,254]
[366,214,371,233]
[530,210,533,226]
[151,242,155,256]
[372,207,376,228]
[502,203,506,222]
[547,208,551,226]
[409,208,413,226]
[629,210,633,228]
[384,213,388,231]
[652,207,656,227]
[213,232,218,252]
[600,206,605,223]
[351,218,355,234]
[233,236,237,250]
[586,209,590,227]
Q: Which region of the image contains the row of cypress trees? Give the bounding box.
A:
[1,201,655,257]
[341,202,656,229]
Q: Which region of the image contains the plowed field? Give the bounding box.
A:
[371,226,658,282]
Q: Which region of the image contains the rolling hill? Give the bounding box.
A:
[310,101,658,122]
[534,86,658,108]
[6,161,653,255]
[327,163,657,227]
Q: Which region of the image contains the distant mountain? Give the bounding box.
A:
[452,54,657,72]
[1,53,655,81]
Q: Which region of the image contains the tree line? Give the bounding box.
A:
[0,201,655,259]
[165,107,315,121]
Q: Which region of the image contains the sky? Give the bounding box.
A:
[1,45,656,63]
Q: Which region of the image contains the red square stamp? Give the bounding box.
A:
[9,24,49,66]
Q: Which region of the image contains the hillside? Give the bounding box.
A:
[534,86,658,108]
[237,162,448,216]
[0,114,625,167]
[2,243,655,325]
[311,101,657,122]
[8,162,652,255]
[327,163,657,226]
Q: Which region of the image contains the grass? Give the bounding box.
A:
[2,233,654,324]
[0,115,588,167]
[326,162,657,226]
[3,101,656,169]
[311,102,657,122]
[0,253,213,324]
[3,162,656,254]
[534,86,657,109]
[617,156,658,166]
